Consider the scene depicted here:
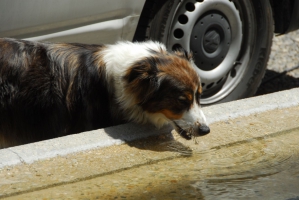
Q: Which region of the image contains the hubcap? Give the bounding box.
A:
[190,12,232,71]
[203,29,220,53]
[167,0,244,104]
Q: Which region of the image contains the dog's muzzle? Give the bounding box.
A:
[173,121,210,140]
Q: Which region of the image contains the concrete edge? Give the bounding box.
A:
[0,88,298,169]
[205,88,299,124]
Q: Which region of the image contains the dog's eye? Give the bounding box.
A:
[178,96,187,101]
[178,96,190,106]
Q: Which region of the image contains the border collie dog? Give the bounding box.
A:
[0,38,210,148]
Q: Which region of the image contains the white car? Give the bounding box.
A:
[1,0,298,105]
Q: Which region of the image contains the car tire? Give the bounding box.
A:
[134,0,274,105]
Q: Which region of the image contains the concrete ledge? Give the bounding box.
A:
[1,88,298,169]
[1,124,172,168]
[206,88,299,124]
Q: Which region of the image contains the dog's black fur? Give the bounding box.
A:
[0,38,120,147]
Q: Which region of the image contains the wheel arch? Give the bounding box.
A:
[133,0,169,41]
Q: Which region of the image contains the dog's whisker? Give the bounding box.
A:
[192,135,199,144]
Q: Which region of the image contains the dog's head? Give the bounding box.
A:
[124,46,210,139]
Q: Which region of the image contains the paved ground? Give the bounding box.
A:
[256,30,299,95]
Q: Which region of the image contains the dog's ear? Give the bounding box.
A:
[124,59,160,104]
[174,48,193,61]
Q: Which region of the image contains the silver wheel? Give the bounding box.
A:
[168,0,246,104]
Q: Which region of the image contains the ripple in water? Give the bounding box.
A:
[188,128,299,199]
[193,137,294,180]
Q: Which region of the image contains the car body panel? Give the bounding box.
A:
[0,0,145,44]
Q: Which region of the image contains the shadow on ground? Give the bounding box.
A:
[256,69,299,96]
[103,124,194,154]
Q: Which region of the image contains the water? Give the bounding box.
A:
[6,128,299,200]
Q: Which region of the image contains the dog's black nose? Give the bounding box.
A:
[198,124,210,136]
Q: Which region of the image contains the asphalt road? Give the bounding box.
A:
[256,30,299,96]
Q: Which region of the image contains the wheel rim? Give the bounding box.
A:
[167,0,249,104]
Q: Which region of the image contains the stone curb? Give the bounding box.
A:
[0,88,298,169]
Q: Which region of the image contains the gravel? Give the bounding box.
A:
[256,30,299,96]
